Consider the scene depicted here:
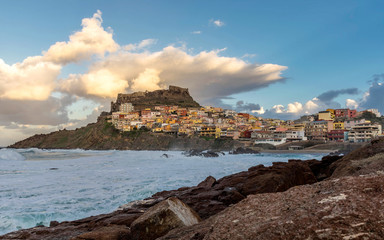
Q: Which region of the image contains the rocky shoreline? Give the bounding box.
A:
[2,138,384,239]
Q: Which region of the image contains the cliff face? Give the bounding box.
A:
[9,117,239,150]
[110,85,200,112]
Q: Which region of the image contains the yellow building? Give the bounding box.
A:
[326,109,335,119]
[333,121,344,130]
[215,128,222,138]
[318,111,333,121]
[200,126,216,137]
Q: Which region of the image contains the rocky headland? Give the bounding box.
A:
[8,116,241,151]
[3,137,384,239]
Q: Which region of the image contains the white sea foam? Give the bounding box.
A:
[0,148,25,161]
[0,149,325,235]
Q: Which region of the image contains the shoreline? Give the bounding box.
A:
[259,149,333,154]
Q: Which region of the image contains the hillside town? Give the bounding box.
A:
[108,102,383,145]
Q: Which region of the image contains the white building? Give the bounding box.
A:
[286,130,307,141]
[119,103,134,113]
[348,121,382,143]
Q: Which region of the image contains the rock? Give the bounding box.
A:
[71,225,130,240]
[182,150,220,158]
[330,137,384,178]
[196,176,216,189]
[117,198,160,211]
[110,86,200,112]
[49,221,59,227]
[201,151,219,157]
[152,160,317,219]
[130,197,201,240]
[306,154,343,181]
[229,147,259,154]
[160,174,384,240]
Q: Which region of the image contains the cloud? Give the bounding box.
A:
[255,88,361,120]
[191,31,202,35]
[131,68,164,92]
[346,99,358,109]
[0,95,76,126]
[123,39,157,51]
[211,19,225,27]
[61,46,288,103]
[235,101,261,112]
[359,74,384,113]
[61,68,128,98]
[316,88,359,103]
[252,107,265,115]
[0,10,118,102]
[287,102,303,113]
[43,10,118,64]
[0,57,61,100]
[241,53,257,59]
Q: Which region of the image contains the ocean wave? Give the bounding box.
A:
[0,149,25,161]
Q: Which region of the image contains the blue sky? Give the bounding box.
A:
[1,0,384,146]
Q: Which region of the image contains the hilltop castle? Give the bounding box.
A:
[110,85,200,112]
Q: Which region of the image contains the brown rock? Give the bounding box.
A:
[71,225,130,240]
[130,197,201,240]
[160,174,384,239]
[152,160,318,219]
[331,137,384,178]
[196,176,216,189]
[306,154,343,180]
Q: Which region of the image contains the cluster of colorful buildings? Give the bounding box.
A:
[108,103,383,145]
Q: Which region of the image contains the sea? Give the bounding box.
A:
[0,148,326,235]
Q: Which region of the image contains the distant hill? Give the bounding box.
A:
[110,85,200,112]
[9,116,238,150]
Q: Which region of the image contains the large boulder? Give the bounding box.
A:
[130,197,201,240]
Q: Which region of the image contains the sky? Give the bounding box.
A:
[1,0,384,146]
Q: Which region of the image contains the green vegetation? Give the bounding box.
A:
[102,122,119,137]
[212,138,230,149]
[121,126,150,138]
[200,136,215,141]
[356,112,384,126]
[57,136,69,146]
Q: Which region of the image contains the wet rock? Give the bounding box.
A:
[201,151,219,157]
[229,147,259,154]
[182,150,221,158]
[130,197,201,240]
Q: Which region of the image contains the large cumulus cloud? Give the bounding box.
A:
[43,10,118,64]
[60,46,287,102]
